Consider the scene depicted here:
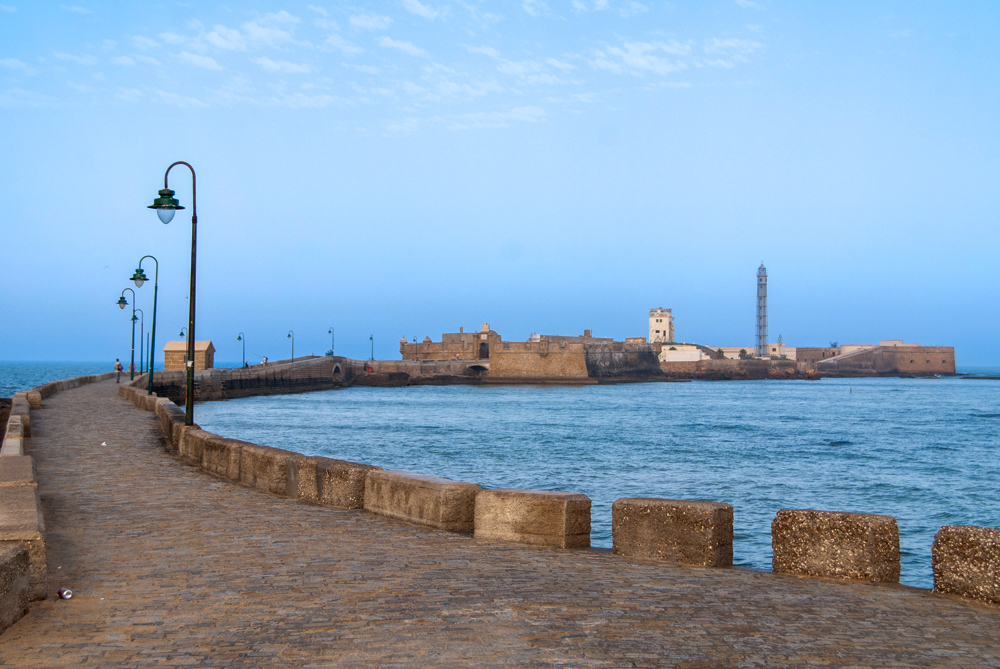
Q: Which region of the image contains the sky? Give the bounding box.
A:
[1,1,998,366]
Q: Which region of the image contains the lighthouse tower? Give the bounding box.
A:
[755,263,768,358]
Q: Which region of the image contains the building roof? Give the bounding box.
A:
[163,340,215,353]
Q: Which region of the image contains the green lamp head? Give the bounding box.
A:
[117,296,128,309]
[131,267,149,288]
[148,188,184,224]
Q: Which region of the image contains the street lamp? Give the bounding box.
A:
[118,288,137,381]
[287,330,294,362]
[179,327,187,339]
[134,308,144,373]
[131,255,159,396]
[328,327,335,356]
[148,161,198,426]
[237,332,246,368]
[370,334,374,361]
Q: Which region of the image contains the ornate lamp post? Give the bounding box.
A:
[287,330,294,362]
[179,327,187,339]
[130,255,159,395]
[148,161,198,426]
[328,327,334,356]
[237,332,246,368]
[117,288,137,380]
[370,334,374,361]
[134,308,144,374]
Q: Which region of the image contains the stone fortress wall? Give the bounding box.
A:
[3,368,999,641]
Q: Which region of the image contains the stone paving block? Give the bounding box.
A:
[178,427,211,464]
[0,486,47,600]
[0,456,36,487]
[0,544,29,634]
[475,489,591,548]
[239,444,302,497]
[932,525,1000,606]
[612,498,733,567]
[296,456,381,509]
[772,509,900,582]
[365,470,480,533]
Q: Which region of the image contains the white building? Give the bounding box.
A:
[649,308,675,343]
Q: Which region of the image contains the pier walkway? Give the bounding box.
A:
[1,380,999,667]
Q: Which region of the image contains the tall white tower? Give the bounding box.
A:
[649,308,675,343]
[755,263,768,358]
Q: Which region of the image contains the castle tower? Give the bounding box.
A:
[756,263,767,358]
[649,308,675,344]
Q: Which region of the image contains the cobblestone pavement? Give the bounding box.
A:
[1,380,999,668]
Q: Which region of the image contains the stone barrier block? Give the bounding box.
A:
[364,470,481,533]
[0,544,29,634]
[239,445,302,497]
[0,486,47,600]
[772,509,900,583]
[612,498,734,567]
[170,419,190,453]
[0,457,36,487]
[0,439,22,457]
[201,435,247,481]
[10,395,30,437]
[140,392,158,412]
[475,489,591,548]
[932,525,1000,606]
[178,427,211,464]
[297,457,382,509]
[36,382,58,399]
[25,392,41,410]
[117,385,128,399]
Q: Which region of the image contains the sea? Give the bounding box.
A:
[4,361,999,589]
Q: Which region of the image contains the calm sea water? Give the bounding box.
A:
[193,376,1000,589]
[4,362,998,589]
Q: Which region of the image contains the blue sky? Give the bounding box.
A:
[1,1,998,366]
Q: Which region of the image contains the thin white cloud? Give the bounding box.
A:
[0,5,16,12]
[131,36,158,50]
[159,33,187,46]
[467,45,501,58]
[253,57,311,74]
[308,5,329,17]
[179,51,222,70]
[206,25,245,50]
[734,0,760,7]
[522,0,547,16]
[155,89,208,107]
[450,105,545,129]
[325,34,364,55]
[704,37,762,53]
[110,55,160,66]
[0,58,34,74]
[591,41,690,75]
[53,52,97,66]
[403,0,438,19]
[378,36,426,57]
[546,57,575,71]
[350,13,392,30]
[60,4,92,14]
[0,87,57,107]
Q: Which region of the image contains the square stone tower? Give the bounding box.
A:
[649,308,675,343]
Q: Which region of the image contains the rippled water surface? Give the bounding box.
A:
[194,377,1000,588]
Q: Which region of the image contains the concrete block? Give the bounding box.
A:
[25,392,41,410]
[10,395,30,437]
[0,456,36,487]
[932,525,1000,606]
[178,427,210,464]
[0,544,29,634]
[0,486,47,600]
[35,382,58,399]
[612,498,733,567]
[239,445,302,497]
[364,470,481,533]
[201,436,246,481]
[297,457,382,508]
[772,509,900,583]
[475,489,591,548]
[140,392,158,412]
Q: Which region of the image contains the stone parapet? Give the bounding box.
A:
[932,525,1000,606]
[612,498,734,567]
[0,456,36,488]
[10,394,30,437]
[475,489,591,548]
[296,457,381,509]
[364,470,480,533]
[0,486,47,600]
[772,509,900,582]
[0,544,29,635]
[238,444,302,497]
[2,416,26,457]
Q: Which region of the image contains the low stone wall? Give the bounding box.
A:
[772,509,901,583]
[611,498,733,567]
[364,471,481,533]
[475,489,591,548]
[932,525,1000,606]
[0,544,29,636]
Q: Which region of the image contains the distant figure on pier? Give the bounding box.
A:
[262,356,268,367]
[114,359,123,383]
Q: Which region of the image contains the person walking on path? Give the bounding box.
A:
[114,358,123,383]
